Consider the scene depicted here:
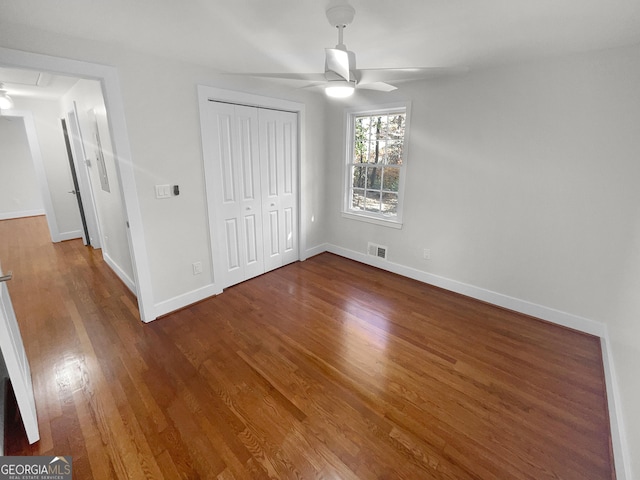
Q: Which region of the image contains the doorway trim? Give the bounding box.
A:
[197,85,308,290]
[0,47,154,322]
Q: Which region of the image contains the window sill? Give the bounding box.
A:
[341,212,403,229]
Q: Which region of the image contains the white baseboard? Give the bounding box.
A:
[601,334,632,480]
[327,244,605,336]
[103,252,136,295]
[320,243,628,478]
[0,209,45,221]
[152,283,222,321]
[57,230,83,242]
[304,243,329,260]
[152,243,326,321]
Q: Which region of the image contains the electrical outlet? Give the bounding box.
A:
[423,248,431,260]
[192,261,203,275]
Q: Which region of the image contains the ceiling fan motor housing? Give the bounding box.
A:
[326,3,355,28]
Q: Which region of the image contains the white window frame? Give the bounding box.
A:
[342,102,412,229]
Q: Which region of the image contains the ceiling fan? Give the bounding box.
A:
[236,1,465,98]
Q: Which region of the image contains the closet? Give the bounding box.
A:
[203,101,298,289]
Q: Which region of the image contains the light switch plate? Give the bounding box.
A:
[155,184,171,199]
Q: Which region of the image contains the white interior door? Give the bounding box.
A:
[0,264,39,444]
[259,109,298,272]
[207,102,264,289]
[67,105,102,248]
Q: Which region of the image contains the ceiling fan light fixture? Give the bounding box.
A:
[325,80,355,98]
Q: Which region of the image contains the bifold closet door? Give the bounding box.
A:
[205,101,298,289]
[258,109,298,273]
[207,102,264,289]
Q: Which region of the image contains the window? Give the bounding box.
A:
[343,103,410,228]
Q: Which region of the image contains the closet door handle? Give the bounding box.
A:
[245,206,252,211]
[270,203,276,207]
[0,271,12,283]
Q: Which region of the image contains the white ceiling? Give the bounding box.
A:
[1,0,640,96]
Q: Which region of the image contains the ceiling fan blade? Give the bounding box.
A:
[356,82,397,92]
[226,72,327,82]
[357,66,468,85]
[325,48,351,81]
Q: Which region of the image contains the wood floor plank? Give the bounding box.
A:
[1,216,615,479]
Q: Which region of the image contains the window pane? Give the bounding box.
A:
[388,114,405,139]
[352,166,366,188]
[366,166,382,190]
[365,190,381,212]
[387,141,403,165]
[381,192,398,215]
[369,116,382,140]
[356,141,364,163]
[378,140,389,164]
[351,189,365,210]
[370,140,388,164]
[382,167,400,192]
[376,115,388,139]
[354,117,368,163]
[367,140,379,164]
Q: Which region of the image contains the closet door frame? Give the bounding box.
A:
[198,86,306,291]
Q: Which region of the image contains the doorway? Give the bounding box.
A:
[0,81,125,276]
[0,47,153,321]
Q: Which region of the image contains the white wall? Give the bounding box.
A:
[325,44,640,479]
[0,116,44,219]
[114,52,327,306]
[60,79,134,288]
[10,97,82,238]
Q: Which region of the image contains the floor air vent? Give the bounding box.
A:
[367,242,388,260]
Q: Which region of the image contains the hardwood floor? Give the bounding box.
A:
[1,216,614,479]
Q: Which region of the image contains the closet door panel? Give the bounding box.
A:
[260,109,298,270]
[266,210,280,258]
[224,218,240,272]
[206,102,263,288]
[244,213,260,266]
[282,121,294,196]
[218,113,236,204]
[235,106,264,281]
[284,207,294,253]
[238,116,258,201]
[208,103,243,287]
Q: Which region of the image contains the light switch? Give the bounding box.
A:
[155,184,171,199]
